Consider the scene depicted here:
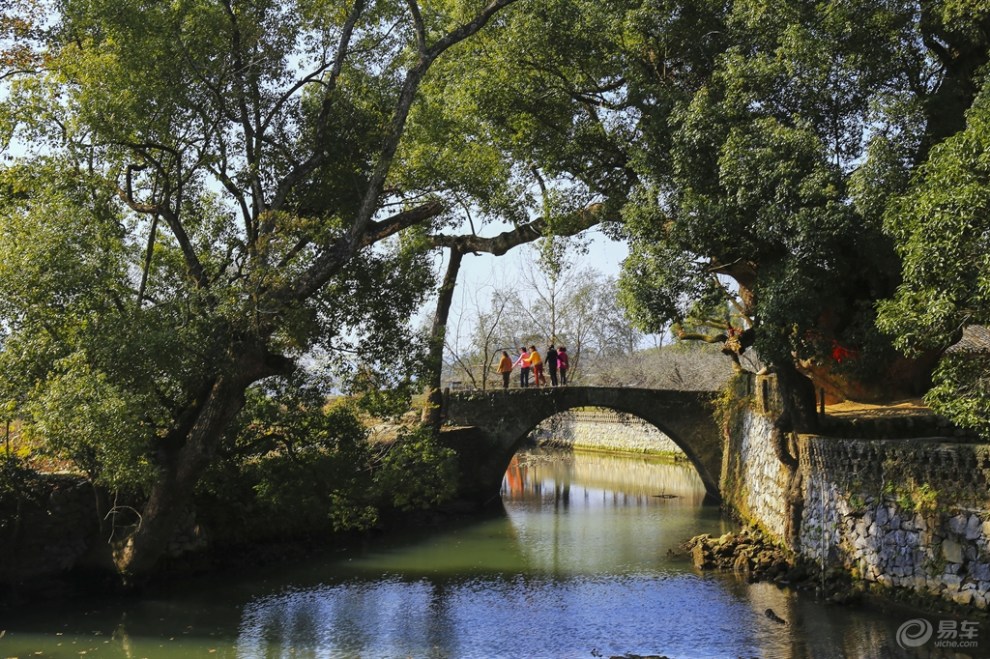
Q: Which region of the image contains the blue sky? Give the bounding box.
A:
[427,226,633,349]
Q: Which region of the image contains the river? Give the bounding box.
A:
[0,448,984,658]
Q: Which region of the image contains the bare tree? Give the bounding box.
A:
[498,255,648,383]
[420,204,611,423]
[442,279,512,391]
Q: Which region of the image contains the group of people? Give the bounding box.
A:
[495,345,569,389]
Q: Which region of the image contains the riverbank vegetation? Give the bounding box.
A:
[2,0,990,586]
[1,380,457,590]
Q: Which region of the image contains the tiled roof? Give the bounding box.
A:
[946,325,990,353]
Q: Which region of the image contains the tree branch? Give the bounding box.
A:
[275,200,444,270]
[405,0,427,56]
[220,0,267,243]
[361,200,445,247]
[426,0,518,61]
[269,0,366,216]
[431,202,609,256]
[286,0,521,303]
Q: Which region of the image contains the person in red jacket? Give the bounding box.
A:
[557,346,569,385]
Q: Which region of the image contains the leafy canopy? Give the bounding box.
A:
[0,0,523,500]
[879,79,990,433]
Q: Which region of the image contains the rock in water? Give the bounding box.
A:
[764,608,787,625]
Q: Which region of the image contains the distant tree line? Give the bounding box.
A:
[440,256,648,389]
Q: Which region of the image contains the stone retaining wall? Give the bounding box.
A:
[798,435,990,609]
[719,408,791,542]
[531,409,685,456]
[725,374,990,611]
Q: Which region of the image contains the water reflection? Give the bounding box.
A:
[503,449,707,506]
[2,449,987,658]
[501,449,721,576]
[223,449,989,659]
[231,574,778,659]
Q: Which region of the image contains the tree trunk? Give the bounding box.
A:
[113,345,293,586]
[775,359,818,433]
[917,9,990,163]
[422,249,463,427]
[420,204,609,414]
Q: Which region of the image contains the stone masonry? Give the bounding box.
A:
[798,435,990,609]
[444,386,722,500]
[720,409,791,542]
[530,408,685,455]
[725,374,990,611]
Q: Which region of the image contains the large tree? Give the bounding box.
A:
[0,0,521,584]
[447,0,990,419]
[878,70,990,436]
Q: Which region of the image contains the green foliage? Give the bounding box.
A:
[0,0,536,580]
[0,162,222,493]
[25,353,157,492]
[347,366,420,420]
[4,0,990,574]
[374,425,457,511]
[0,453,43,541]
[618,237,724,334]
[878,77,990,431]
[882,474,940,515]
[444,0,936,389]
[879,81,990,352]
[200,379,374,538]
[197,376,456,543]
[0,453,40,501]
[313,228,436,406]
[630,0,914,371]
[924,354,990,437]
[712,371,751,431]
[913,483,940,515]
[426,0,641,219]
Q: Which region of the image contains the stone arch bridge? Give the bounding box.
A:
[439,387,722,505]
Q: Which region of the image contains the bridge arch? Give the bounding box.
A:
[442,387,722,505]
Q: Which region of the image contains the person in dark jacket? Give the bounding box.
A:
[546,345,559,387]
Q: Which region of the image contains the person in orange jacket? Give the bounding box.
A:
[512,347,531,387]
[496,350,513,389]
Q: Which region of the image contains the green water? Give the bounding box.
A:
[0,449,985,658]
